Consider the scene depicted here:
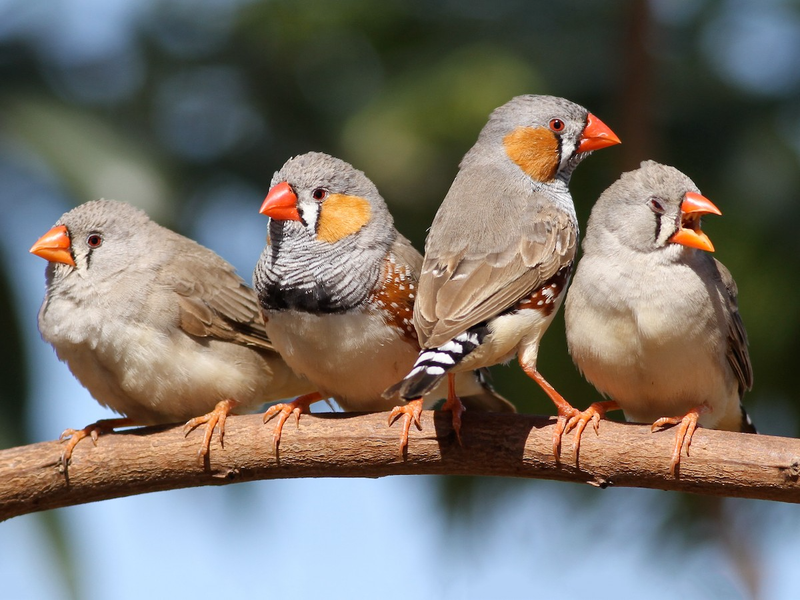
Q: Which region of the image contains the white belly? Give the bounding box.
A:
[454,292,565,373]
[265,308,424,411]
[566,257,740,430]
[41,299,311,425]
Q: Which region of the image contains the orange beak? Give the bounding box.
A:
[668,191,722,253]
[260,182,301,222]
[30,225,75,266]
[578,113,621,153]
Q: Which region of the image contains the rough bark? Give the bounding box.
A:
[2,411,799,521]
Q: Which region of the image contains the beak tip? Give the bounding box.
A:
[579,113,621,153]
[260,182,301,221]
[30,225,76,266]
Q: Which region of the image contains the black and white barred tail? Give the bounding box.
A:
[740,404,757,434]
[384,326,488,400]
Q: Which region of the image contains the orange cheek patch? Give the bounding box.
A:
[316,194,372,243]
[503,126,559,182]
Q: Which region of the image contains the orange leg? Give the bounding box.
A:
[442,373,465,446]
[263,392,324,451]
[59,417,136,469]
[651,404,708,476]
[564,400,620,454]
[388,398,424,454]
[183,399,239,459]
[519,359,579,461]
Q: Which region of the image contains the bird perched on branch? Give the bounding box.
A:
[31,199,314,467]
[387,94,620,458]
[564,160,755,475]
[253,151,514,451]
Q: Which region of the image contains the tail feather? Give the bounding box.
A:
[383,327,488,401]
[740,404,757,434]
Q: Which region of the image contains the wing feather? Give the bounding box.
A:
[160,237,275,352]
[415,167,577,348]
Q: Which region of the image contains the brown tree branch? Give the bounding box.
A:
[2,410,800,521]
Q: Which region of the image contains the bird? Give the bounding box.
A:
[252,151,515,451]
[564,160,754,475]
[30,199,315,467]
[387,94,620,459]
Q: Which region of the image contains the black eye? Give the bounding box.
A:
[549,118,565,133]
[86,233,103,248]
[648,198,665,214]
[311,188,328,201]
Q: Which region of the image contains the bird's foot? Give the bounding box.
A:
[59,417,136,469]
[651,404,709,476]
[183,398,239,460]
[564,400,620,458]
[263,392,323,452]
[441,372,465,445]
[388,398,424,454]
[441,394,465,446]
[552,404,583,462]
[517,361,577,462]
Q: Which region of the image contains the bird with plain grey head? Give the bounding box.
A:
[564,160,755,475]
[31,199,314,468]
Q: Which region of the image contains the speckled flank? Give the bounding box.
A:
[502,126,560,182]
[515,266,571,316]
[369,252,419,347]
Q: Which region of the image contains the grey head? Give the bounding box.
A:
[255,151,397,314]
[38,199,159,290]
[584,160,721,260]
[463,94,620,185]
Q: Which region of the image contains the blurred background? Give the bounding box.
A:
[1,0,799,598]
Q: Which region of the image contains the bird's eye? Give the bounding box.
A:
[549,118,565,133]
[648,198,665,215]
[311,188,328,201]
[86,233,103,248]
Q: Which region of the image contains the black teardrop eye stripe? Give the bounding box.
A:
[654,212,662,243]
[85,237,94,270]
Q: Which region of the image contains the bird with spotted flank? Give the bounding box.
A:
[253,152,515,450]
[386,94,620,458]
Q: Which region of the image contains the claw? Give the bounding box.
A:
[443,372,465,446]
[388,398,424,454]
[564,400,620,458]
[263,392,323,452]
[651,404,708,476]
[183,399,239,460]
[552,409,575,460]
[59,417,136,470]
[518,360,576,462]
